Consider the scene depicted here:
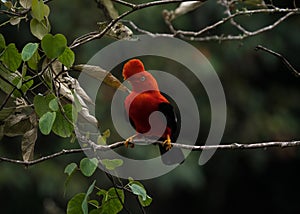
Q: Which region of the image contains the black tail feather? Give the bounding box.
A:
[159,144,185,165]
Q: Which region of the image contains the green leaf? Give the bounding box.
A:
[43,4,50,17]
[11,76,22,89]
[67,193,85,214]
[11,75,34,97]
[129,183,147,201]
[22,63,27,77]
[0,64,18,94]
[97,135,106,145]
[96,187,124,214]
[39,111,56,135]
[58,47,75,68]
[80,158,98,177]
[101,159,123,170]
[30,18,51,40]
[82,180,96,214]
[96,189,107,198]
[64,163,78,176]
[108,187,124,204]
[33,94,56,117]
[102,129,110,138]
[41,33,67,59]
[88,208,100,214]
[31,0,50,21]
[88,200,99,208]
[21,76,34,93]
[31,0,43,21]
[52,104,75,138]
[14,76,22,89]
[64,162,78,196]
[97,129,110,145]
[21,43,39,61]
[49,98,59,111]
[127,179,152,207]
[27,48,40,70]
[0,43,22,71]
[0,33,6,52]
[138,194,152,207]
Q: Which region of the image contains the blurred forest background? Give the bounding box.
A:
[1,0,300,213]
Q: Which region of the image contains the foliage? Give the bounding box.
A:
[64,158,151,213]
[0,0,299,213]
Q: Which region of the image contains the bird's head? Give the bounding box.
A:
[122,59,145,80]
[122,59,159,92]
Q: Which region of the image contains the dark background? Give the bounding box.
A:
[1,0,300,213]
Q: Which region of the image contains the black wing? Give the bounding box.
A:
[158,102,178,142]
[129,117,136,130]
[158,102,184,165]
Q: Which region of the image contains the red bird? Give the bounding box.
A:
[122,59,184,165]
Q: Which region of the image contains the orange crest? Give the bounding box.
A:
[122,59,145,80]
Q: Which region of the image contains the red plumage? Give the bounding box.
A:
[122,59,184,165]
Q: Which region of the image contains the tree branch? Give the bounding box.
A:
[0,148,89,167]
[70,0,202,48]
[1,139,300,166]
[127,4,299,42]
[170,7,299,41]
[69,1,300,46]
[255,45,300,77]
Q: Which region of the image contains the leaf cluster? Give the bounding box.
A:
[64,157,152,214]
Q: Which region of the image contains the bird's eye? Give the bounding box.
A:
[140,76,146,82]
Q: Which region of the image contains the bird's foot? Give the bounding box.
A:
[162,135,172,151]
[124,134,137,148]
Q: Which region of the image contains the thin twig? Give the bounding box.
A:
[173,8,299,41]
[136,196,146,214]
[124,20,173,37]
[0,9,23,16]
[101,168,131,213]
[112,0,135,8]
[255,45,300,77]
[125,4,299,42]
[0,88,15,111]
[0,68,31,109]
[0,148,89,167]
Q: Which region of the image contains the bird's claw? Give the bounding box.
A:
[162,135,172,151]
[124,135,136,148]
